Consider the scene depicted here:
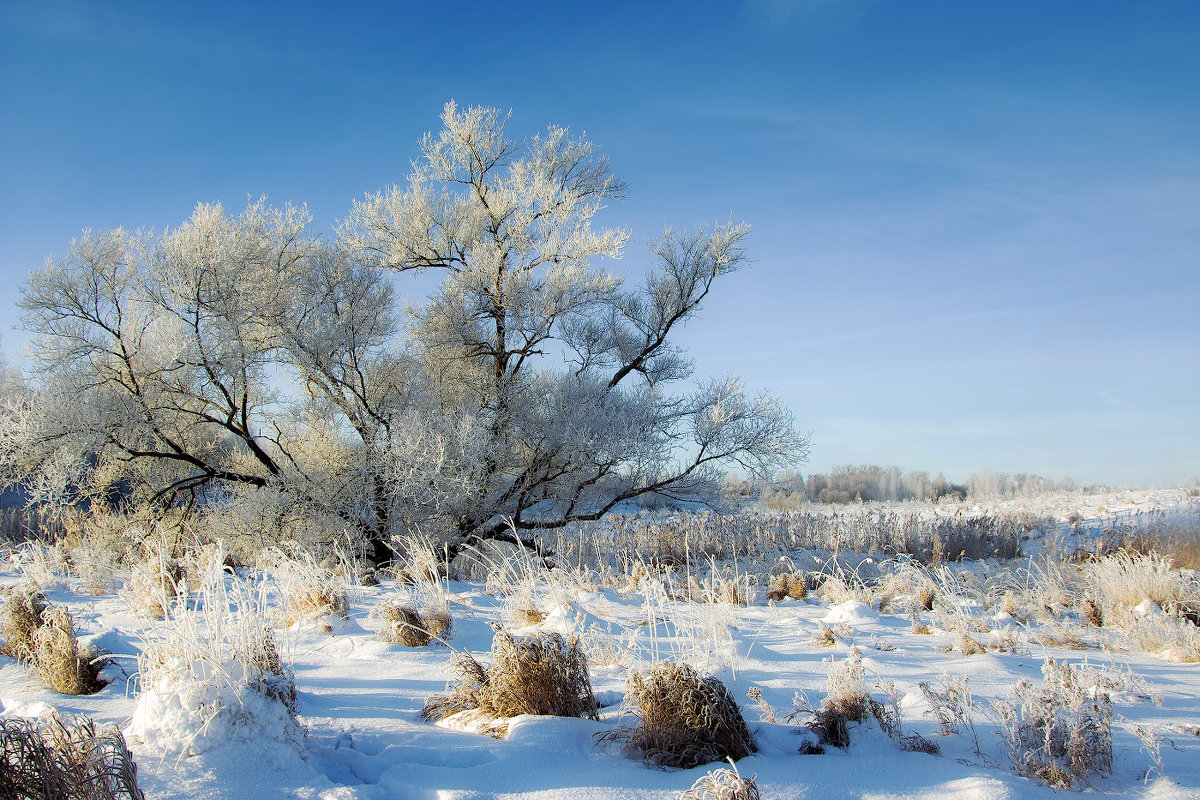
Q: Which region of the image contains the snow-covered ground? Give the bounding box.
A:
[2,490,1199,799]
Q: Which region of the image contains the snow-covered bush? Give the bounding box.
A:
[126,568,302,762]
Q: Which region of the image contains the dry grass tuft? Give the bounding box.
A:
[944,632,986,656]
[1081,597,1104,627]
[601,661,756,769]
[745,687,777,724]
[823,650,868,722]
[32,606,107,695]
[1034,625,1090,651]
[240,629,297,714]
[377,602,452,647]
[690,567,748,605]
[920,674,977,740]
[0,586,48,658]
[391,533,448,584]
[126,540,183,619]
[679,760,762,800]
[765,572,806,602]
[507,592,548,627]
[262,545,352,628]
[1086,551,1199,622]
[869,680,941,756]
[810,622,836,647]
[293,586,348,627]
[789,651,868,749]
[423,631,597,734]
[2,589,106,695]
[0,710,145,800]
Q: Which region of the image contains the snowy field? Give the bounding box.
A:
[2,488,1200,799]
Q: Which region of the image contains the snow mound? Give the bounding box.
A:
[126,656,304,768]
[823,600,878,626]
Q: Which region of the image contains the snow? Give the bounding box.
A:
[2,489,1199,799]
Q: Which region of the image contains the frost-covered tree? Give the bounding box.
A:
[4,202,338,510]
[343,102,806,553]
[2,102,808,562]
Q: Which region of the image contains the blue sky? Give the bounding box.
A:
[1,0,1197,486]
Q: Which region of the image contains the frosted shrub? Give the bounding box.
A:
[995,658,1113,788]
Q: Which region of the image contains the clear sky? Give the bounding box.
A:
[1,0,1197,487]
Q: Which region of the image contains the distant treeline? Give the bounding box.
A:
[737,465,1089,508]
